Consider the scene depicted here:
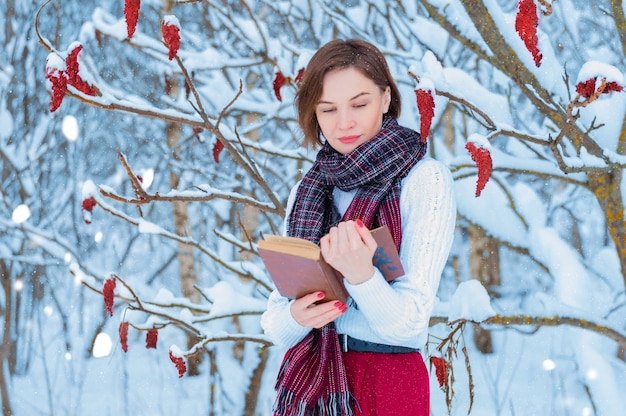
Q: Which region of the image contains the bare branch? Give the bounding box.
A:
[175,53,285,217]
[98,151,281,215]
[93,197,274,293]
[35,0,55,53]
[112,273,144,310]
[216,79,244,130]
[431,314,626,347]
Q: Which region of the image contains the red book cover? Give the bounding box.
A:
[258,226,404,303]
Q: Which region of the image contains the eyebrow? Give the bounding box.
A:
[317,91,371,105]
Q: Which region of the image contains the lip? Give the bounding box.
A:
[338,135,360,144]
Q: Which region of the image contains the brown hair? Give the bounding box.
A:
[295,39,402,148]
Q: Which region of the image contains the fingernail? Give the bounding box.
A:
[356,219,364,228]
[317,292,325,299]
[334,301,346,310]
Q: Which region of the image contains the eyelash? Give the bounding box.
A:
[320,103,367,113]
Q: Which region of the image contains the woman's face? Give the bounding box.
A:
[315,67,391,155]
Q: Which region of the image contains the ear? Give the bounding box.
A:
[382,86,391,113]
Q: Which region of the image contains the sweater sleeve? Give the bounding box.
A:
[259,181,312,348]
[260,288,311,348]
[343,159,456,343]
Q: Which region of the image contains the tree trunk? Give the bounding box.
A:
[240,75,265,413]
[0,262,13,416]
[161,36,203,376]
[588,171,626,286]
[167,121,204,376]
[160,0,205,376]
[469,225,500,354]
[243,346,269,416]
[454,0,626,291]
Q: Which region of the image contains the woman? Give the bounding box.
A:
[261,39,456,416]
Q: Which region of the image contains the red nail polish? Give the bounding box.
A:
[356,219,364,228]
[334,301,345,310]
[317,292,325,299]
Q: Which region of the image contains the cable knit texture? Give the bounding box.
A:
[260,158,456,350]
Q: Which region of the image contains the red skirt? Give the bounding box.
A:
[342,351,429,416]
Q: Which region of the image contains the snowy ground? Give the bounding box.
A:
[11,298,624,416]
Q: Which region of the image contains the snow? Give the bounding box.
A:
[416,76,435,93]
[0,100,13,141]
[82,180,98,199]
[412,17,450,58]
[467,133,490,149]
[576,61,624,84]
[162,15,180,29]
[572,331,626,414]
[455,177,530,248]
[91,7,128,41]
[446,279,495,322]
[169,344,184,357]
[529,226,592,307]
[61,115,79,141]
[45,51,65,71]
[447,68,515,126]
[137,218,164,234]
[11,204,31,224]
[4,0,626,415]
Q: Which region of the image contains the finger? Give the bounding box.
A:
[325,226,339,258]
[320,234,330,253]
[293,291,326,310]
[354,219,378,253]
[309,301,348,328]
[338,221,355,247]
[292,299,346,328]
[312,311,345,328]
[320,232,331,260]
[291,295,325,327]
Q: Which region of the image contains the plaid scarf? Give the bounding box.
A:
[288,118,426,251]
[273,118,426,416]
[274,324,352,416]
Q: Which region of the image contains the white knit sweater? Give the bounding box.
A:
[260,158,456,350]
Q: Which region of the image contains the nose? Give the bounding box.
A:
[337,109,355,130]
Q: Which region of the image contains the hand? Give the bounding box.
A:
[290,292,347,328]
[320,219,378,284]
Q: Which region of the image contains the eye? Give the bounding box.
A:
[319,108,336,113]
[353,102,367,108]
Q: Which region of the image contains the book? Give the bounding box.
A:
[257,225,404,303]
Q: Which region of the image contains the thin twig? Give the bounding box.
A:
[112,273,144,310]
[174,53,285,217]
[216,79,244,129]
[409,70,497,132]
[35,0,55,53]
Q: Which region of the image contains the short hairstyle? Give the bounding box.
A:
[295,39,402,148]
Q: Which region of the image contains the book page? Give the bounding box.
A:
[258,235,320,261]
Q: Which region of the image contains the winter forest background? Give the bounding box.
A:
[1,0,626,415]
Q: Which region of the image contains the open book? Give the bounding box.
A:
[258,225,404,303]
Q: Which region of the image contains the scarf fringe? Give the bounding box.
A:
[273,387,356,416]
